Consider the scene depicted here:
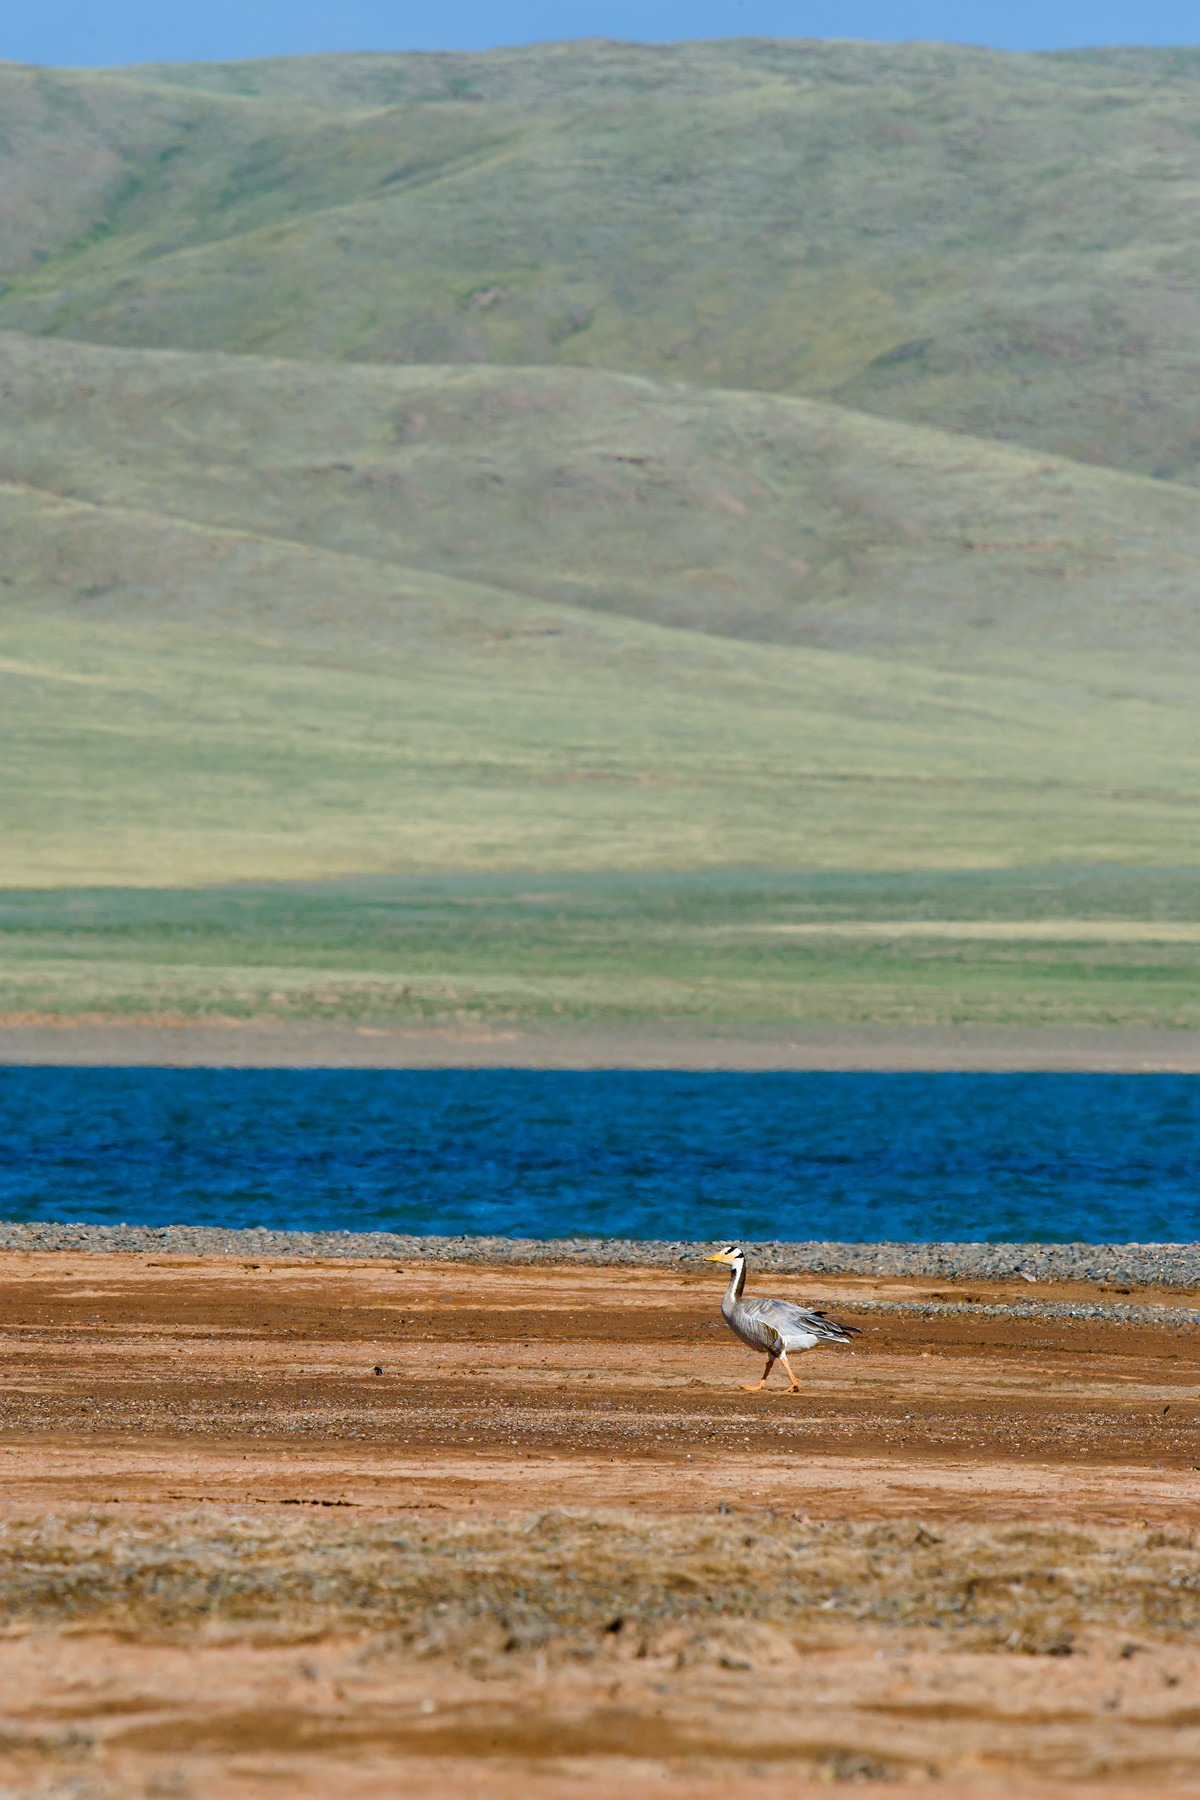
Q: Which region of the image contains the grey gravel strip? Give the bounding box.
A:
[853,1298,1200,1330]
[2,1222,1200,1289]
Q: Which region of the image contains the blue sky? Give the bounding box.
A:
[4,2,1197,69]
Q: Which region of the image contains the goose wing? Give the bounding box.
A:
[739,1296,860,1346]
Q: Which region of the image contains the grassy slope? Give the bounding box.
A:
[5,868,1200,1029]
[8,473,1199,886]
[3,41,1200,479]
[2,41,1198,1031]
[3,333,1198,888]
[4,332,1200,674]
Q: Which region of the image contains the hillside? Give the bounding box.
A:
[4,332,1200,681]
[4,319,1200,886]
[3,40,1200,911]
[4,448,1200,885]
[3,40,1200,479]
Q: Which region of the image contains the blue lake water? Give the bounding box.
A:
[0,1068,1197,1244]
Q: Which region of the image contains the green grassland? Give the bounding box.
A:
[3,39,1200,1029]
[4,462,1200,887]
[4,868,1200,1029]
[5,331,1200,672]
[3,331,1199,896]
[3,40,1200,479]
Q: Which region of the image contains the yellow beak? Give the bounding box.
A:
[705,1253,730,1263]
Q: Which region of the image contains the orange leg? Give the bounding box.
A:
[779,1351,803,1393]
[742,1353,777,1391]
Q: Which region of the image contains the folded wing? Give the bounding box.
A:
[739,1297,861,1348]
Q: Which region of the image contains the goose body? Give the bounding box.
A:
[706,1243,861,1391]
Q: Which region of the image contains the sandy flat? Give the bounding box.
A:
[3,1253,1200,1797]
[4,1018,1200,1069]
[3,1255,1200,1516]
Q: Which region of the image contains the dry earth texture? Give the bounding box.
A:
[5,1252,1200,1798]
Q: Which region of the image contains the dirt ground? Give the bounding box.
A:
[3,1253,1200,1798]
[4,1017,1200,1069]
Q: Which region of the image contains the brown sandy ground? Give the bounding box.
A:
[5,1019,1200,1069]
[3,1255,1200,1797]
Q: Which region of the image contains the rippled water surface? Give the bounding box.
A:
[0,1068,1197,1243]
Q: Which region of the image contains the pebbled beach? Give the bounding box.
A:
[6,1218,1200,1291]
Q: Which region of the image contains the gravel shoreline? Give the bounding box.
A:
[3,1221,1200,1289]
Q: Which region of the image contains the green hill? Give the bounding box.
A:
[4,441,1200,1024]
[3,41,1200,1027]
[4,324,1200,887]
[3,39,1200,479]
[4,431,1199,886]
[4,330,1200,681]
